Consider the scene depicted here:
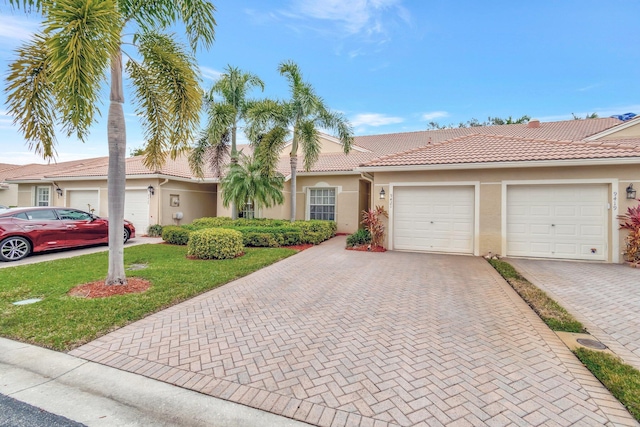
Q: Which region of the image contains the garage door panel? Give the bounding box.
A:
[393,186,474,254]
[124,190,150,235]
[68,190,100,213]
[507,184,607,261]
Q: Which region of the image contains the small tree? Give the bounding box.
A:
[619,199,640,263]
[361,205,388,249]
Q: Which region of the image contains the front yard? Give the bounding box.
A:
[0,244,296,351]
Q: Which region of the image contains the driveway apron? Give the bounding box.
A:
[508,258,640,372]
[71,238,636,426]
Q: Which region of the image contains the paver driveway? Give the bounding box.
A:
[508,258,640,372]
[71,238,635,426]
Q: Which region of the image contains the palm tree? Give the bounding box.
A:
[247,61,354,222]
[220,153,285,218]
[5,0,216,285]
[189,65,264,219]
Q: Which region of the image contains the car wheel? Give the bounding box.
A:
[0,236,31,262]
[123,228,130,244]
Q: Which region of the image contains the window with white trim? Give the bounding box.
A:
[309,188,336,221]
[239,201,255,219]
[35,186,50,206]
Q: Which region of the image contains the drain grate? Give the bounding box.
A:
[576,338,607,350]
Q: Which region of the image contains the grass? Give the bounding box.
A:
[488,259,584,333]
[0,244,296,351]
[575,348,640,420]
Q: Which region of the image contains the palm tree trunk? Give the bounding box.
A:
[289,155,297,222]
[106,50,127,285]
[231,124,238,219]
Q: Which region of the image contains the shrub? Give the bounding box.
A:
[147,224,163,237]
[162,226,190,245]
[187,228,244,260]
[190,217,233,229]
[295,220,336,244]
[361,206,389,248]
[619,199,640,263]
[242,232,279,247]
[346,228,371,247]
[233,226,303,247]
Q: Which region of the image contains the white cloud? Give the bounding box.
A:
[351,113,404,127]
[577,84,601,92]
[200,66,222,81]
[286,0,410,38]
[0,15,37,46]
[421,111,449,121]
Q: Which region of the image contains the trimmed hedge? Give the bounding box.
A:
[187,228,244,260]
[162,226,190,245]
[346,228,371,247]
[167,218,336,248]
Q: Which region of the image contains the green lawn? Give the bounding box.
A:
[0,244,296,351]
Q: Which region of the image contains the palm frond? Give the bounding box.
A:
[297,120,320,171]
[45,0,121,141]
[5,34,58,160]
[220,154,284,210]
[135,31,202,170]
[253,126,288,177]
[318,107,354,154]
[245,99,287,143]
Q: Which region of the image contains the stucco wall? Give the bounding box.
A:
[372,164,640,262]
[598,121,640,139]
[158,181,217,226]
[0,184,19,207]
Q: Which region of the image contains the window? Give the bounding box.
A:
[25,209,57,220]
[309,188,335,221]
[57,208,93,220]
[239,201,255,219]
[35,187,50,206]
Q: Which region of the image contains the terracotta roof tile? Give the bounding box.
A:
[361,133,640,167]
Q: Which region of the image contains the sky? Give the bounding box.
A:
[1,0,639,165]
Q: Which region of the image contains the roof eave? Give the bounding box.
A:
[356,157,640,172]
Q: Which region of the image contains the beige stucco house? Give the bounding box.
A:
[5,116,640,263]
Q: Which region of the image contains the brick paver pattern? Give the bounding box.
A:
[509,258,640,372]
[71,238,632,426]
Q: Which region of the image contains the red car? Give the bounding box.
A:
[0,207,135,262]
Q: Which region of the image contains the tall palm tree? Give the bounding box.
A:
[189,65,264,219]
[247,61,354,222]
[5,0,216,285]
[220,153,284,217]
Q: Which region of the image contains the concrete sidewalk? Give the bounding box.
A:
[0,338,309,427]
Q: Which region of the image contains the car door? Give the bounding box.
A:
[56,208,109,245]
[19,209,68,251]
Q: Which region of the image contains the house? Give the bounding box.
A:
[5,116,640,263]
[0,163,23,207]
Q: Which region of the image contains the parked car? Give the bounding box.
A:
[0,207,135,262]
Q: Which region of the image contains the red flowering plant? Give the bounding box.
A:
[619,198,640,263]
[361,205,389,250]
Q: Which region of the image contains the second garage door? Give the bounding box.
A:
[124,190,150,235]
[393,186,475,254]
[68,190,100,213]
[507,184,608,261]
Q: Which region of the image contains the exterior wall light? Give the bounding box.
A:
[147,185,155,196]
[55,187,63,198]
[379,188,386,199]
[627,184,637,199]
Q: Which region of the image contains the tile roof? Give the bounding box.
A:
[353,117,623,155]
[361,133,640,168]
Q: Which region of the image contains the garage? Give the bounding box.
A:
[393,186,475,254]
[124,190,150,235]
[506,184,608,261]
[68,190,100,213]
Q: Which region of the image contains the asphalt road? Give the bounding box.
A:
[0,394,86,427]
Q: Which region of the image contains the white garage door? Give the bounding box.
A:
[124,190,150,235]
[393,186,475,254]
[507,184,607,261]
[68,190,99,213]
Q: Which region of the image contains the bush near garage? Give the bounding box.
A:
[161,226,190,245]
[177,218,336,247]
[346,228,371,247]
[187,228,244,260]
[147,224,163,237]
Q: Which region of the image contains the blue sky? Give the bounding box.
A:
[1,0,639,164]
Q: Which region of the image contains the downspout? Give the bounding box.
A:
[157,178,169,225]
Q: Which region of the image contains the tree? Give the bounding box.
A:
[5,0,216,285]
[248,61,354,222]
[428,115,530,129]
[572,112,599,120]
[189,65,264,219]
[220,153,285,218]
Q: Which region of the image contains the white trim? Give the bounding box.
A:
[357,157,640,172]
[34,185,51,206]
[584,116,640,141]
[9,174,219,184]
[304,185,340,222]
[501,179,619,263]
[388,181,480,256]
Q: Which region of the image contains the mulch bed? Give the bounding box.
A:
[68,278,151,299]
[283,244,314,251]
[346,245,386,252]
